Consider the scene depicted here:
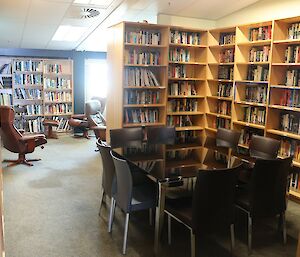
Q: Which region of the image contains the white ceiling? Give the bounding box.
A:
[0,0,260,51]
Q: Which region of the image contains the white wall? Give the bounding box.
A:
[216,0,300,27]
[157,14,216,30]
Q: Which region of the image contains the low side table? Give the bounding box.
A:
[43,120,59,139]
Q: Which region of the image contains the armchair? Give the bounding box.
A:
[85,100,106,141]
[0,106,47,167]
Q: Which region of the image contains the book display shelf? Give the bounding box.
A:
[108,17,300,201]
[0,57,73,133]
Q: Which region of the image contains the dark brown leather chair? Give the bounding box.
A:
[85,100,106,141]
[68,114,89,139]
[216,128,241,152]
[236,157,293,254]
[0,106,47,166]
[110,127,143,148]
[146,126,176,145]
[249,134,280,159]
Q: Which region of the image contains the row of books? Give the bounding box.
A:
[290,172,300,191]
[135,161,157,173]
[125,49,161,65]
[217,100,231,115]
[219,49,234,63]
[124,90,160,105]
[176,131,198,144]
[167,99,198,112]
[124,68,160,87]
[279,89,300,107]
[44,64,63,74]
[166,149,193,160]
[0,62,12,74]
[249,46,270,62]
[51,116,71,132]
[170,30,201,45]
[219,32,235,45]
[125,30,161,45]
[169,48,191,63]
[0,77,12,88]
[218,66,234,80]
[168,65,187,78]
[14,88,42,100]
[167,115,193,127]
[14,74,43,85]
[44,78,71,89]
[249,26,272,41]
[14,60,42,72]
[243,106,266,125]
[285,45,300,63]
[44,92,72,102]
[288,22,300,40]
[15,104,43,115]
[169,82,197,96]
[217,83,232,97]
[286,69,300,86]
[14,117,44,133]
[124,108,159,124]
[44,103,72,115]
[279,139,300,161]
[238,128,260,146]
[247,65,269,81]
[280,112,300,135]
[0,93,12,106]
[212,117,230,129]
[244,84,267,103]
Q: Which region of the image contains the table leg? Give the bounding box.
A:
[154,181,166,255]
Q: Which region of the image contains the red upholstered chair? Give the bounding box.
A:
[0,106,47,167]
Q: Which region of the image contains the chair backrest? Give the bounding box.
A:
[192,162,242,234]
[91,96,106,114]
[0,106,23,153]
[110,151,133,213]
[249,135,280,159]
[96,139,116,198]
[85,100,106,127]
[216,128,241,151]
[146,126,176,145]
[249,157,292,217]
[110,127,143,148]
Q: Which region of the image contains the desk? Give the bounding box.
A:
[112,142,229,254]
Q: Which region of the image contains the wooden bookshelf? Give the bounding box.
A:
[1,57,75,134]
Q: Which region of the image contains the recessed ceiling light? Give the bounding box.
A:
[52,25,87,42]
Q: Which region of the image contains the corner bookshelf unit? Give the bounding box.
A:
[0,57,74,133]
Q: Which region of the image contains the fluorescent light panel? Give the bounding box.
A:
[52,25,87,42]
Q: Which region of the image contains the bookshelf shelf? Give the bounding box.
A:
[206,95,232,101]
[205,127,217,133]
[236,62,270,65]
[167,111,204,115]
[208,62,235,66]
[270,85,300,89]
[267,129,300,141]
[168,77,205,81]
[273,39,300,44]
[168,61,206,65]
[206,112,231,119]
[0,74,12,77]
[233,120,265,130]
[124,43,167,48]
[123,104,165,107]
[44,113,72,117]
[124,64,167,67]
[169,43,206,48]
[175,126,204,131]
[237,39,272,46]
[168,95,204,99]
[166,143,202,151]
[209,43,236,49]
[123,122,165,128]
[238,143,249,149]
[269,104,300,112]
[234,101,266,107]
[235,80,269,84]
[272,63,300,66]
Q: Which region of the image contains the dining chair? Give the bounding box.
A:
[110,150,157,254]
[96,139,116,232]
[165,162,243,257]
[146,126,176,145]
[110,127,143,148]
[249,135,280,159]
[235,156,293,254]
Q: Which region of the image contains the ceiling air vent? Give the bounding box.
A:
[80,8,100,19]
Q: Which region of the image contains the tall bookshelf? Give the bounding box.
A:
[166,26,207,171]
[0,57,74,133]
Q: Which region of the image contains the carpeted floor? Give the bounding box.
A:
[2,135,300,257]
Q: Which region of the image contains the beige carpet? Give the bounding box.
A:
[2,135,299,257]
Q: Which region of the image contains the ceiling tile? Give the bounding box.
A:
[26,0,71,25]
[0,0,30,21]
[0,20,24,48]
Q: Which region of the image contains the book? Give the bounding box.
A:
[217,83,232,97]
[125,30,161,45]
[169,48,191,62]
[124,68,160,87]
[169,81,196,96]
[247,65,269,81]
[218,66,234,80]
[243,106,266,125]
[249,25,272,41]
[219,32,235,45]
[170,30,201,45]
[244,84,267,103]
[219,49,235,63]
[249,46,270,62]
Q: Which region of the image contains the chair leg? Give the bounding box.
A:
[167,215,171,245]
[230,223,235,254]
[108,198,115,233]
[190,229,195,257]
[282,212,287,245]
[149,208,153,226]
[3,153,41,167]
[98,189,105,216]
[123,213,130,255]
[248,214,252,254]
